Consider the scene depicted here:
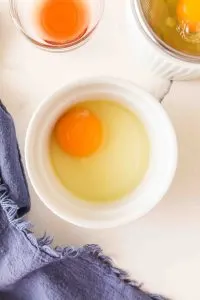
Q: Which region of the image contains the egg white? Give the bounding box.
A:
[49,100,150,203]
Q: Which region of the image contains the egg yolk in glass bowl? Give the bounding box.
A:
[142,0,200,56]
[177,0,200,33]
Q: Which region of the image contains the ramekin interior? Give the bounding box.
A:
[25,78,177,228]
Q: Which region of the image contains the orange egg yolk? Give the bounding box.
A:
[177,0,200,33]
[55,107,103,157]
[38,0,89,43]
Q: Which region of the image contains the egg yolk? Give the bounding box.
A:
[39,0,89,42]
[177,0,200,33]
[55,107,102,157]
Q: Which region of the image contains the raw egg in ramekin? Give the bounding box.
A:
[25,78,177,229]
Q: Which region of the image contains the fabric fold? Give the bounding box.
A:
[0,101,30,215]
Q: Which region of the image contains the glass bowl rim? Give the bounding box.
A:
[131,0,200,64]
[9,0,105,52]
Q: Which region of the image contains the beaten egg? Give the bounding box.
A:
[49,100,150,203]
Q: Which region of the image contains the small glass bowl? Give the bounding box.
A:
[9,0,104,52]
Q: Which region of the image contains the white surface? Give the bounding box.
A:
[1,0,200,299]
[25,78,177,228]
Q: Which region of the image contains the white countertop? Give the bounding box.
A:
[1,1,200,299]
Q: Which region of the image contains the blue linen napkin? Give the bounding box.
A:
[0,102,167,300]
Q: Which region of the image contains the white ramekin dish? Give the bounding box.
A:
[25,78,177,229]
[128,0,200,80]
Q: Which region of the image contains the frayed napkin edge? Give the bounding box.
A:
[0,182,168,300]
